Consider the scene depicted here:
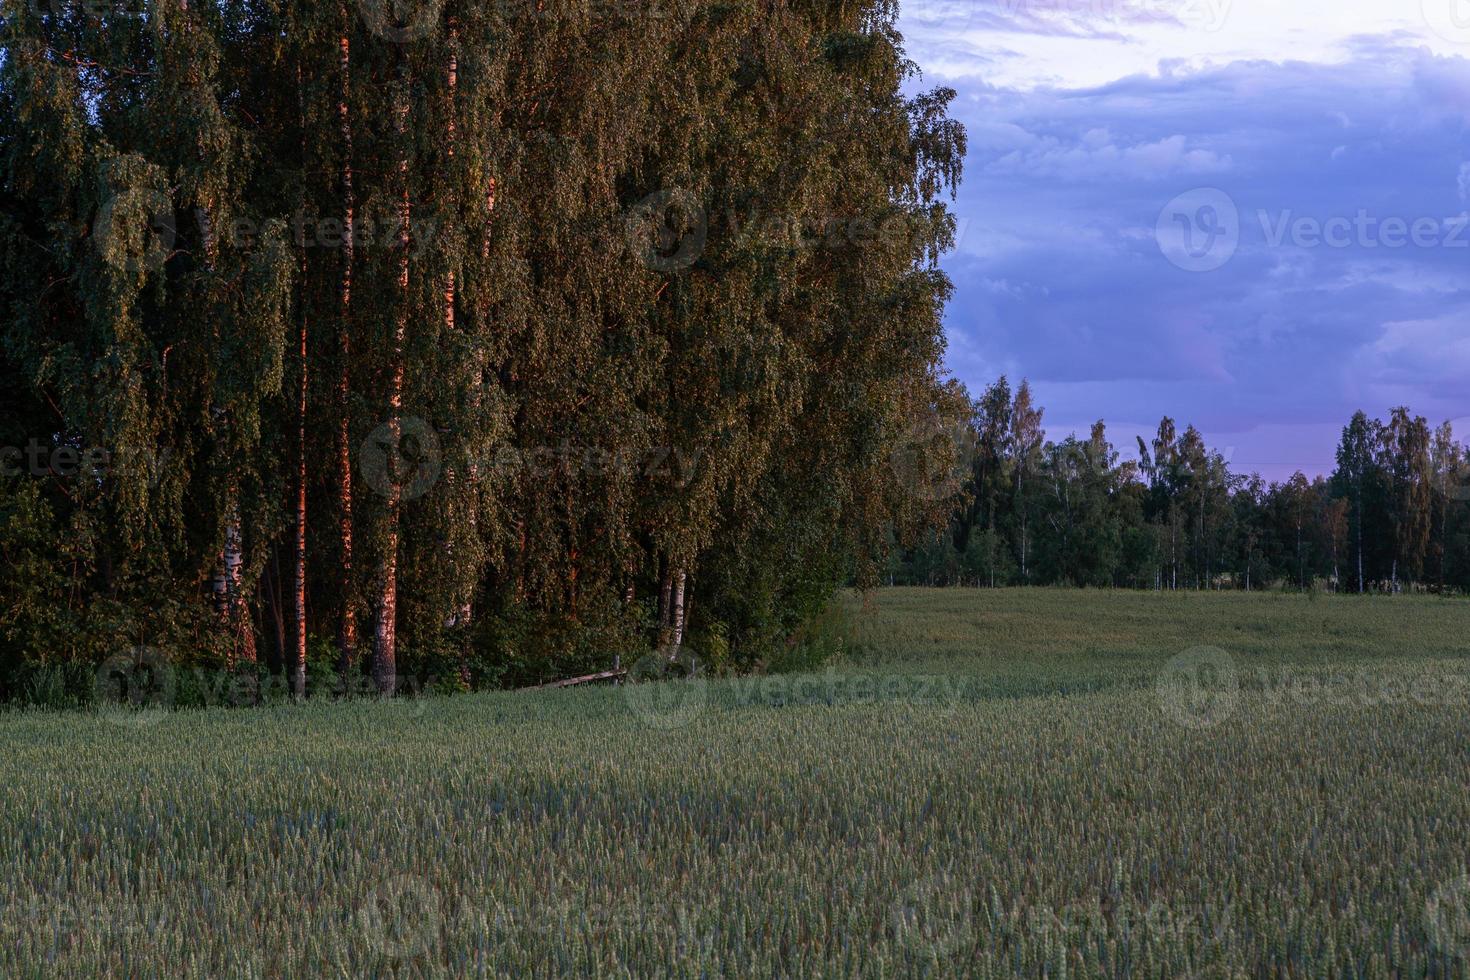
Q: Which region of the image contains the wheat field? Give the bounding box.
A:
[4,589,1469,977]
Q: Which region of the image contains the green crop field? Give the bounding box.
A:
[4,588,1470,977]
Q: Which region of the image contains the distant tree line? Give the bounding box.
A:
[0,0,967,702]
[889,378,1470,594]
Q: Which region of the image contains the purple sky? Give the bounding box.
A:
[901,0,1470,482]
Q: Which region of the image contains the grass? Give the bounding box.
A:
[846,587,1470,698]
[3,588,1469,977]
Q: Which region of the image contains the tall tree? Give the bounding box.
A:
[1382,407,1432,590]
[1008,380,1044,582]
[334,0,359,679]
[1334,412,1377,593]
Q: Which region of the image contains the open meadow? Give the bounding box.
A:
[4,588,1470,977]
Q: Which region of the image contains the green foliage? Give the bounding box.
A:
[473,594,648,689]
[766,594,864,674]
[14,662,95,711]
[893,383,1470,595]
[0,480,71,684]
[962,527,1016,586]
[689,619,733,677]
[0,0,966,695]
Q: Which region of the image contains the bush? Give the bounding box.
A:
[690,620,732,677]
[766,595,863,675]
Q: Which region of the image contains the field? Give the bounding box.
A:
[4,589,1470,977]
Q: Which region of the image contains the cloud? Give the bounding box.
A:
[1362,313,1470,386]
[902,0,1465,91]
[902,0,1191,40]
[923,42,1470,479]
[986,132,1233,179]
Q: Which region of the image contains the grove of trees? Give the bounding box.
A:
[2,1,1460,711]
[0,0,968,701]
[892,378,1470,595]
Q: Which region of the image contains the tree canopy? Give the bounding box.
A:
[0,0,967,699]
[895,384,1469,596]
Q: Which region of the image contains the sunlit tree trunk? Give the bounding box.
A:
[1355,497,1364,594]
[294,265,309,697]
[373,61,411,697]
[199,175,255,666]
[671,568,687,648]
[445,20,474,638]
[336,7,359,678]
[215,496,256,666]
[293,357,309,694]
[293,62,309,700]
[184,0,257,667]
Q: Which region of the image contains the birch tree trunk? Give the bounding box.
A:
[336,8,359,678]
[445,21,474,640]
[657,560,673,645]
[1295,524,1303,590]
[373,61,411,697]
[1355,489,1364,594]
[183,3,257,668]
[671,568,687,649]
[294,251,308,698]
[293,63,309,700]
[216,496,256,666]
[201,196,255,666]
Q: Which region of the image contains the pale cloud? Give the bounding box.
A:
[1366,314,1470,381]
[986,132,1233,178]
[903,0,1463,91]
